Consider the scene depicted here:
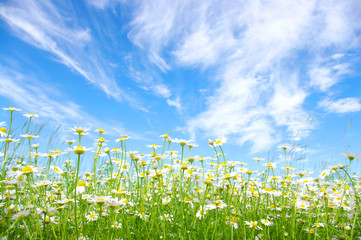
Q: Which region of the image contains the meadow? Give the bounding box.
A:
[0,107,360,239]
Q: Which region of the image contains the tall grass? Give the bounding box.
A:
[0,107,360,239]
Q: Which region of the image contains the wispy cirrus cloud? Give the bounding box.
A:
[127,0,361,152]
[128,66,171,98]
[166,97,182,113]
[125,54,182,110]
[0,0,143,110]
[309,54,351,92]
[319,98,361,114]
[86,0,123,10]
[0,65,134,138]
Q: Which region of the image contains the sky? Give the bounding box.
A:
[1,0,361,172]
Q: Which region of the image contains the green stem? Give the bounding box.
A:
[74,153,81,240]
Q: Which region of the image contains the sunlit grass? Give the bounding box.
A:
[0,107,360,239]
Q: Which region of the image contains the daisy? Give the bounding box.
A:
[72,146,92,155]
[296,200,310,210]
[0,124,7,137]
[245,221,263,230]
[119,198,134,207]
[261,219,273,226]
[12,210,30,220]
[159,133,169,138]
[33,180,52,188]
[112,189,129,196]
[122,135,129,140]
[263,162,276,169]
[253,157,264,162]
[21,165,38,175]
[205,200,227,210]
[23,113,39,118]
[70,127,91,135]
[0,138,20,143]
[82,195,91,201]
[187,143,198,149]
[227,217,239,229]
[341,152,361,161]
[203,177,215,186]
[159,214,174,222]
[78,236,90,240]
[146,144,161,149]
[138,212,149,220]
[66,139,76,145]
[2,107,21,112]
[42,216,56,224]
[214,137,227,146]
[106,198,121,209]
[91,196,111,205]
[85,211,98,221]
[76,181,87,194]
[32,143,40,149]
[238,167,249,174]
[111,221,122,229]
[116,137,126,142]
[278,144,291,151]
[173,138,192,147]
[162,197,171,206]
[196,207,207,219]
[319,169,332,179]
[53,166,64,175]
[184,197,193,208]
[95,128,105,134]
[313,222,325,228]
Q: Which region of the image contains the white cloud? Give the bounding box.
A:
[128,0,361,152]
[166,97,182,112]
[319,98,361,113]
[86,0,122,10]
[173,21,235,68]
[0,0,143,110]
[238,118,279,153]
[128,1,186,71]
[128,66,171,98]
[309,67,337,91]
[0,66,133,138]
[309,56,350,91]
[152,84,171,98]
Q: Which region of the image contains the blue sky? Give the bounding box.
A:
[1,0,361,171]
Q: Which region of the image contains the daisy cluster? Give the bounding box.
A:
[0,108,360,239]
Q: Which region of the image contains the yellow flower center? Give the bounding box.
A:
[213,201,221,207]
[181,162,188,170]
[21,166,33,175]
[74,146,85,155]
[0,127,7,134]
[77,181,86,187]
[184,197,192,202]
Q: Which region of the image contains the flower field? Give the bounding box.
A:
[0,107,360,239]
